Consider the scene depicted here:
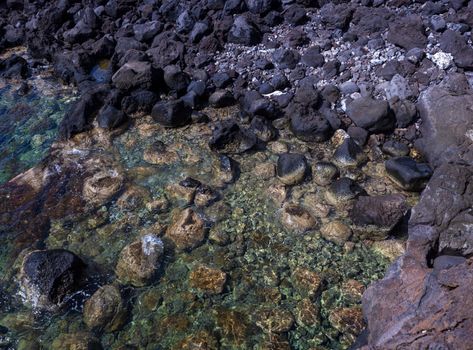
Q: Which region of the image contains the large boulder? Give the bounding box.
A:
[19,249,86,310]
[346,97,394,133]
[387,15,427,50]
[359,163,473,349]
[112,61,156,90]
[416,83,473,167]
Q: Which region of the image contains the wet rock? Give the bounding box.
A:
[313,161,339,186]
[143,141,179,166]
[382,140,409,157]
[329,307,364,338]
[347,126,368,146]
[228,16,261,45]
[112,61,155,91]
[209,121,257,154]
[294,298,320,327]
[439,29,473,69]
[255,308,294,333]
[51,333,102,350]
[253,163,276,180]
[166,180,197,206]
[194,185,219,207]
[346,97,394,133]
[276,153,308,185]
[121,89,158,115]
[325,177,366,206]
[416,84,473,167]
[341,279,365,303]
[387,15,427,50]
[280,204,317,232]
[321,220,352,245]
[165,208,206,251]
[272,48,300,69]
[212,155,238,185]
[180,330,219,350]
[189,265,227,294]
[97,105,126,130]
[0,54,29,79]
[333,138,366,168]
[83,169,124,206]
[209,90,236,108]
[385,157,432,192]
[115,235,164,287]
[371,240,405,262]
[83,285,127,332]
[249,117,277,142]
[163,65,190,93]
[151,99,192,127]
[291,267,322,297]
[351,194,408,240]
[290,114,333,142]
[19,249,85,310]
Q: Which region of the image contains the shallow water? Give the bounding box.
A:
[0,82,418,349]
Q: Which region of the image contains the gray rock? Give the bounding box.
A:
[387,15,427,50]
[112,61,154,90]
[439,29,473,69]
[228,16,261,45]
[385,156,432,192]
[346,97,394,133]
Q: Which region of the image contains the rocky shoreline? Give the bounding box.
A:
[1,0,473,349]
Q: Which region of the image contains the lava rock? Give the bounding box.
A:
[439,29,473,70]
[133,21,162,42]
[121,89,158,115]
[83,285,127,332]
[163,65,190,93]
[385,157,432,191]
[346,97,394,133]
[250,116,277,141]
[351,194,408,240]
[347,126,368,146]
[19,249,85,310]
[151,99,192,127]
[301,47,325,68]
[97,105,126,130]
[325,177,366,206]
[313,161,339,186]
[382,140,410,157]
[389,97,417,128]
[209,121,257,154]
[112,61,155,91]
[0,54,29,79]
[290,114,334,142]
[209,90,236,107]
[333,138,366,167]
[387,15,427,50]
[228,16,261,45]
[284,5,308,25]
[277,153,308,185]
[272,48,300,69]
[115,235,164,287]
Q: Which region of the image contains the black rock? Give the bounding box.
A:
[387,15,427,50]
[272,48,300,69]
[382,140,410,157]
[320,3,353,30]
[97,105,126,130]
[112,61,155,91]
[290,114,334,142]
[121,90,158,115]
[346,97,394,133]
[187,80,207,96]
[385,157,432,192]
[190,22,210,43]
[209,121,257,154]
[20,249,85,309]
[147,34,185,67]
[302,47,325,68]
[245,0,275,14]
[333,138,366,167]
[114,37,147,59]
[212,72,233,89]
[163,65,190,93]
[347,126,368,146]
[284,5,308,25]
[439,30,473,69]
[271,73,290,90]
[151,99,192,127]
[133,21,162,42]
[0,54,29,79]
[176,10,195,34]
[248,98,278,119]
[209,90,236,108]
[389,97,417,128]
[249,116,277,141]
[326,177,366,205]
[277,153,308,185]
[313,161,339,186]
[228,16,262,45]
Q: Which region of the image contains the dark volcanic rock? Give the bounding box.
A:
[361,163,473,349]
[228,16,261,45]
[387,15,427,50]
[209,121,257,154]
[416,84,473,167]
[112,61,155,91]
[121,90,158,115]
[151,100,192,127]
[290,114,333,142]
[272,48,300,69]
[385,157,432,192]
[351,194,408,240]
[333,138,366,168]
[97,105,126,130]
[301,47,325,68]
[163,65,190,93]
[346,97,394,133]
[0,54,29,79]
[249,116,276,142]
[439,30,473,69]
[209,90,236,108]
[277,153,308,185]
[19,249,85,310]
[389,97,417,128]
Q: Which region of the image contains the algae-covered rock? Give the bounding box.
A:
[51,332,102,350]
[189,265,227,295]
[165,208,206,251]
[255,307,295,333]
[320,220,352,245]
[280,204,317,232]
[291,267,323,297]
[83,169,123,206]
[83,284,127,332]
[115,235,164,287]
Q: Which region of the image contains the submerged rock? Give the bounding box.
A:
[115,235,164,287]
[255,307,295,333]
[276,153,308,185]
[320,220,352,245]
[19,249,85,310]
[51,333,102,350]
[291,267,323,297]
[333,138,366,167]
[280,204,317,232]
[83,169,124,206]
[143,141,179,166]
[165,209,206,251]
[325,178,366,206]
[209,121,257,154]
[313,161,339,186]
[83,285,127,332]
[151,99,192,127]
[189,265,227,295]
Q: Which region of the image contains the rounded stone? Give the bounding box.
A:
[280,204,317,232]
[115,235,164,287]
[83,285,127,332]
[51,333,102,350]
[325,178,366,206]
[83,169,123,206]
[165,208,206,251]
[320,220,352,245]
[276,153,308,185]
[313,161,339,186]
[143,141,179,166]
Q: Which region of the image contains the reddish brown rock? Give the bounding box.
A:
[189,265,227,295]
[165,208,206,251]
